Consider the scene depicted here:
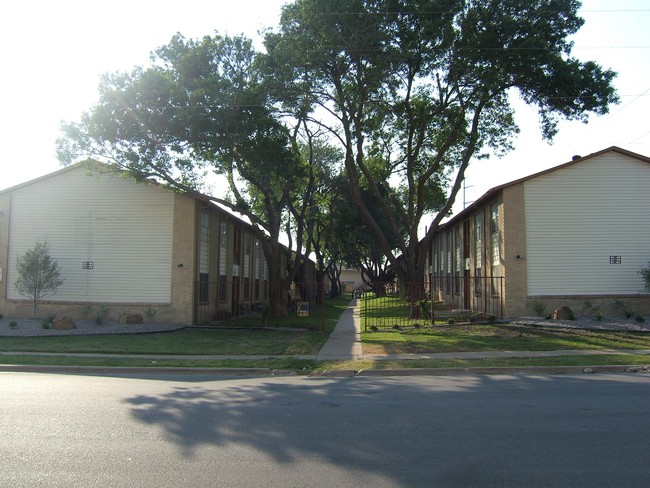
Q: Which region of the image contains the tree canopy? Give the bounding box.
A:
[57,33,312,317]
[58,0,619,314]
[264,0,618,290]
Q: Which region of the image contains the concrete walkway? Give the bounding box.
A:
[316,299,363,360]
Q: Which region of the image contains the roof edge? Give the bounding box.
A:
[438,146,650,229]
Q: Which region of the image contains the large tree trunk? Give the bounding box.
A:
[326,264,342,298]
[264,241,290,319]
[400,252,427,320]
[406,279,426,320]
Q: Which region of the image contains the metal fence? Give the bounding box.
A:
[194,280,324,326]
[362,277,504,330]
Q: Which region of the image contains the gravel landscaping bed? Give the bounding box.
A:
[0,318,186,337]
[509,316,650,332]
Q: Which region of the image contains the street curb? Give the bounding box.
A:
[0,364,296,377]
[2,364,648,378]
[353,365,649,376]
[311,369,357,377]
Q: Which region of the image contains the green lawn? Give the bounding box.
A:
[2,293,650,373]
[319,354,650,372]
[1,353,648,375]
[0,295,351,356]
[361,324,650,355]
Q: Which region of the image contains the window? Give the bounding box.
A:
[446,232,452,294]
[474,212,483,296]
[254,239,261,299]
[219,221,228,301]
[490,202,500,265]
[243,233,251,300]
[455,228,462,294]
[199,211,210,303]
[433,239,438,273]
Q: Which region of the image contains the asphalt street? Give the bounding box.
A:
[1,372,649,487]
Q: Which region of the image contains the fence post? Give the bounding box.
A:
[363,291,367,332]
[500,277,504,318]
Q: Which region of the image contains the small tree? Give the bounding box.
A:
[639,262,650,293]
[14,240,64,318]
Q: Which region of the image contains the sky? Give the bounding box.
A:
[1,0,649,217]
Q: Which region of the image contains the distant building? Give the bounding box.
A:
[340,269,364,293]
[0,162,316,323]
[426,146,650,317]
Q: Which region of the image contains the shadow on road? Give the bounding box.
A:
[123,374,649,486]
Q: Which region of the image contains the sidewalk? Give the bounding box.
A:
[316,298,363,360]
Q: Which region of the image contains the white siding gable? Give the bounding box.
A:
[525,153,650,295]
[7,168,174,303]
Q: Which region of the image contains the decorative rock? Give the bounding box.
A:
[553,306,574,320]
[52,316,76,330]
[583,367,595,374]
[626,366,650,374]
[120,313,144,324]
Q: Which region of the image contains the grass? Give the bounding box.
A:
[1,353,647,375]
[0,354,319,371]
[360,293,490,329]
[2,294,649,373]
[316,354,650,372]
[361,324,650,355]
[0,295,351,356]
[0,328,322,355]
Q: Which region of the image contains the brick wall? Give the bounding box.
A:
[501,183,529,316]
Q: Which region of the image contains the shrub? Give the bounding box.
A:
[392,324,400,330]
[82,305,93,318]
[369,325,378,332]
[614,300,634,318]
[14,240,63,318]
[639,262,650,292]
[447,319,455,325]
[8,321,18,329]
[94,305,110,325]
[635,316,646,323]
[144,306,157,323]
[42,312,56,327]
[0,313,4,320]
[42,322,50,329]
[533,301,547,317]
[418,299,430,318]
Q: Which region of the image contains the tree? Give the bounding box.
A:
[296,137,345,299]
[330,171,401,296]
[265,0,618,315]
[639,263,650,293]
[14,240,64,318]
[57,34,311,318]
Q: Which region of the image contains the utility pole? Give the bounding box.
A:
[463,179,474,209]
